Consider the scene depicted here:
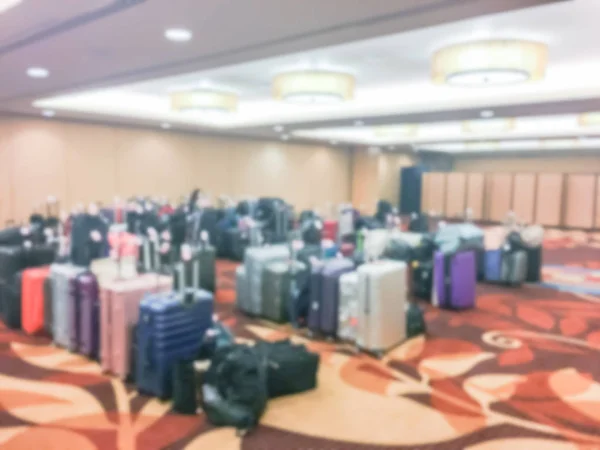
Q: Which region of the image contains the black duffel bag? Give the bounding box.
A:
[383,237,413,262]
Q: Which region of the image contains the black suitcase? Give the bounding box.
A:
[23,245,56,268]
[260,340,319,398]
[413,261,433,299]
[0,246,24,282]
[0,227,25,246]
[172,360,198,414]
[2,272,23,329]
[296,244,322,268]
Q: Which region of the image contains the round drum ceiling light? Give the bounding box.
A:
[170,90,238,113]
[0,0,22,14]
[463,118,515,133]
[273,71,355,104]
[432,40,548,87]
[373,124,418,138]
[578,112,600,127]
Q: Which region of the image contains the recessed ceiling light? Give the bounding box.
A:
[281,134,290,141]
[41,109,55,118]
[274,125,284,133]
[480,110,494,118]
[27,67,49,78]
[0,0,22,14]
[165,28,192,42]
[161,123,171,129]
[354,120,364,127]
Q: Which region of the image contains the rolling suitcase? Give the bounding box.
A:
[0,246,24,283]
[322,220,338,241]
[235,266,250,313]
[172,360,197,414]
[50,264,87,348]
[243,245,289,316]
[261,260,308,323]
[412,261,433,299]
[138,238,160,273]
[3,272,24,329]
[338,271,359,342]
[307,261,325,332]
[136,289,213,399]
[43,276,53,334]
[296,244,321,268]
[100,274,172,379]
[320,258,354,336]
[432,251,476,310]
[76,273,100,357]
[357,261,407,355]
[21,266,50,335]
[173,244,216,293]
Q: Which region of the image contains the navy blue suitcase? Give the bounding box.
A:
[136,289,213,399]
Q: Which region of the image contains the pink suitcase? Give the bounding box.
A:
[100,274,172,379]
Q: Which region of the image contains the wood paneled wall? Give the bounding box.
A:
[0,119,352,223]
[421,170,600,229]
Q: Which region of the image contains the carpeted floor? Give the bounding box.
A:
[1,259,600,449]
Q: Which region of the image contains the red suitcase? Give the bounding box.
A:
[322,220,338,241]
[21,266,51,335]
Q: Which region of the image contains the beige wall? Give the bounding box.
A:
[455,155,600,173]
[351,149,414,214]
[0,118,352,224]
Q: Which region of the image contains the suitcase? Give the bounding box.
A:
[322,220,338,241]
[50,264,87,348]
[2,272,24,329]
[90,257,138,286]
[136,289,214,399]
[76,273,100,357]
[412,261,433,299]
[43,276,53,334]
[100,274,172,379]
[321,240,339,259]
[338,271,359,342]
[261,260,308,323]
[406,302,426,338]
[21,266,51,335]
[172,360,197,415]
[296,244,322,268]
[235,266,250,313]
[484,249,528,286]
[320,258,354,336]
[524,247,542,283]
[307,261,325,332]
[0,246,24,283]
[0,227,25,246]
[432,251,476,310]
[340,242,355,258]
[173,244,216,293]
[138,238,160,273]
[243,245,289,316]
[357,261,407,354]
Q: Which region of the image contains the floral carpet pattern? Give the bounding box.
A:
[1,252,600,448]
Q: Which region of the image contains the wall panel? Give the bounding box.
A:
[445,173,466,218]
[486,173,512,222]
[564,174,596,229]
[512,173,536,224]
[0,118,352,222]
[465,173,485,220]
[426,172,446,216]
[535,173,564,226]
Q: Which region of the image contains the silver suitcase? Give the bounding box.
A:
[50,264,87,348]
[235,266,249,312]
[243,245,289,315]
[261,260,307,323]
[501,250,528,285]
[357,261,407,355]
[338,271,359,343]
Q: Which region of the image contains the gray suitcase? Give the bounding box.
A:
[357,261,407,356]
[338,271,359,343]
[173,244,216,293]
[501,250,528,286]
[235,266,249,312]
[243,245,289,315]
[261,260,308,323]
[50,264,86,348]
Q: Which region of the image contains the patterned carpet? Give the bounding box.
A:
[1,259,600,449]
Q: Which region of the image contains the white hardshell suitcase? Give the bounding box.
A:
[356,261,407,355]
[235,266,249,312]
[243,245,289,315]
[50,264,87,348]
[338,271,359,343]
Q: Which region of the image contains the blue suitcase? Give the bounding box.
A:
[136,289,213,399]
[484,249,503,282]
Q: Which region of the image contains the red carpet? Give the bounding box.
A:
[1,259,600,449]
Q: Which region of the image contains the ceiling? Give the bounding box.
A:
[4,0,594,154]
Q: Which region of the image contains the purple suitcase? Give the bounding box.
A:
[77,273,100,358]
[432,251,476,309]
[307,262,325,332]
[68,276,80,351]
[320,259,354,336]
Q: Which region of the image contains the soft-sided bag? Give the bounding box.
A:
[172,360,198,415]
[260,340,319,399]
[383,238,413,262]
[406,303,426,338]
[201,344,268,434]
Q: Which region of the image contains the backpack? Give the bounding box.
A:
[201,344,268,435]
